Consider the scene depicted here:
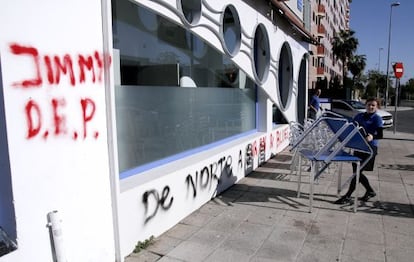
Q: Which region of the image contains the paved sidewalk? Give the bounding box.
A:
[127,129,414,262]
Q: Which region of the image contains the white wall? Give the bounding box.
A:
[0,1,116,261]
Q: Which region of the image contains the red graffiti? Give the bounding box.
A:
[24,98,98,140]
[272,127,290,150]
[44,55,75,86]
[283,127,289,142]
[9,43,111,88]
[8,43,110,141]
[269,133,274,149]
[252,140,258,157]
[52,98,67,135]
[260,136,266,150]
[10,44,42,87]
[25,100,42,138]
[80,98,96,139]
[275,130,281,148]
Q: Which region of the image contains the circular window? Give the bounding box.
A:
[221,5,241,57]
[253,24,270,83]
[278,43,293,109]
[179,0,202,25]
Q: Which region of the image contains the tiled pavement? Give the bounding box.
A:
[126,129,414,262]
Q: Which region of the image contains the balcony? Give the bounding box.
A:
[317,4,326,17]
[317,45,325,57]
[317,66,325,76]
[317,25,326,37]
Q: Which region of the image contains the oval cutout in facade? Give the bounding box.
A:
[278,42,293,110]
[253,24,270,83]
[179,0,202,25]
[221,5,241,57]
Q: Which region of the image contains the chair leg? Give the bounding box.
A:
[289,148,298,176]
[297,155,303,198]
[354,162,360,213]
[309,161,315,213]
[337,162,343,196]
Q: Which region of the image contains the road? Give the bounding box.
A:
[386,106,414,134]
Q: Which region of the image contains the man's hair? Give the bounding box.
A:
[365,97,381,109]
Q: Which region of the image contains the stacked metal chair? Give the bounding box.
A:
[289,111,342,180]
[291,115,374,213]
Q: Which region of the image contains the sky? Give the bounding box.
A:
[349,0,414,84]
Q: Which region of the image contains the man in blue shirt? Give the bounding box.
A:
[308,89,321,120]
[334,97,383,204]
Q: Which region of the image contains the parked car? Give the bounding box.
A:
[330,99,393,128]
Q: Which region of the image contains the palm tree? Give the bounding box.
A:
[331,29,359,88]
[348,54,366,84]
[367,70,386,99]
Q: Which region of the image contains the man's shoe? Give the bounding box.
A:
[334,196,351,205]
[359,191,376,202]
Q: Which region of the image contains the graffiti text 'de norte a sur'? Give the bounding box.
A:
[9,43,112,140]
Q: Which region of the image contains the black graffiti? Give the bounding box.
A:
[142,186,174,223]
[259,137,266,166]
[245,143,253,174]
[238,150,243,170]
[185,155,233,198]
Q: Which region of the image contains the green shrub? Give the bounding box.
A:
[133,236,155,253]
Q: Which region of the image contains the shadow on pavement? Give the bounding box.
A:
[377,164,414,171]
[383,137,414,142]
[359,201,414,218]
[215,182,414,219]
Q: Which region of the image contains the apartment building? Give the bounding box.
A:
[309,0,351,89]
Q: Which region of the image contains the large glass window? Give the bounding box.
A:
[112,0,256,174]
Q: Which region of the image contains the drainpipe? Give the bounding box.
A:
[47,211,67,262]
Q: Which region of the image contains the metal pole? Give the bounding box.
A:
[393,78,399,134]
[378,47,383,72]
[385,2,400,109]
[377,47,383,98]
[47,210,67,262]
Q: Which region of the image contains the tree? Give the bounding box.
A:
[401,78,414,100]
[331,30,359,89]
[364,70,387,100]
[348,54,366,82]
[347,54,366,98]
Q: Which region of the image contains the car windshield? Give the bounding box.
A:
[348,100,366,109]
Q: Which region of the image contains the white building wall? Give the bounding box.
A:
[0,0,116,261]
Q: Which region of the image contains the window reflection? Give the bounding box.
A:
[253,24,270,82]
[222,5,241,56]
[112,0,257,173]
[278,43,293,109]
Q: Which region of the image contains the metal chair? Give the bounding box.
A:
[292,117,374,213]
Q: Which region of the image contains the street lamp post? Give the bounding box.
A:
[385,2,400,108]
[377,47,383,98]
[378,47,383,72]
